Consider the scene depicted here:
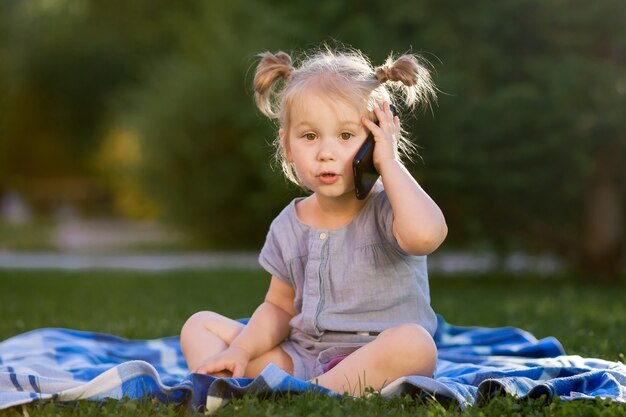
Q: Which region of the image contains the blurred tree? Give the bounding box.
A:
[0,2,11,191]
[110,0,626,275]
[392,0,626,278]
[1,0,623,278]
[115,0,306,248]
[96,128,158,219]
[0,0,190,214]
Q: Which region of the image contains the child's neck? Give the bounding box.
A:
[296,193,367,230]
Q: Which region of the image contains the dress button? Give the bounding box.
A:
[319,232,328,240]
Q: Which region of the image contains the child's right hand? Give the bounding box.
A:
[193,345,252,378]
[361,101,402,171]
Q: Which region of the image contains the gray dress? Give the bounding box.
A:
[259,183,437,380]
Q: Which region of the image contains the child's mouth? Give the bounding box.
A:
[319,172,339,184]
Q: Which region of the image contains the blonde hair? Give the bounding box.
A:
[253,45,436,186]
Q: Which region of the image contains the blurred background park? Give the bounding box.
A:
[0,0,624,281]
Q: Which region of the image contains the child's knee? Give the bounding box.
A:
[379,323,437,373]
[180,311,221,339]
[180,311,244,350]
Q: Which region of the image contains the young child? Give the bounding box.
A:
[180,45,447,396]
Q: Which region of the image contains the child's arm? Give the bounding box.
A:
[194,276,296,377]
[363,102,447,256]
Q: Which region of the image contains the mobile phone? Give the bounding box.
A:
[353,104,397,200]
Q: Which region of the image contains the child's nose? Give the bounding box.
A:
[317,138,337,161]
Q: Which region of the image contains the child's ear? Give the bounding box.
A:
[279,128,292,162]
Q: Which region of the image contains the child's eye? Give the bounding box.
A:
[340,132,353,141]
[304,133,317,141]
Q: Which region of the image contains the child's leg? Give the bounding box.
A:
[179,311,293,377]
[312,323,437,396]
[180,311,244,373]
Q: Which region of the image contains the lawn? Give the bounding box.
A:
[0,268,625,416]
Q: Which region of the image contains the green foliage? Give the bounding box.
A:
[116,0,626,270]
[1,3,121,179]
[0,0,625,272]
[411,1,626,275]
[0,0,188,205]
[116,1,306,247]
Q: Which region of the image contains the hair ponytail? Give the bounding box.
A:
[374,54,436,111]
[254,51,293,119]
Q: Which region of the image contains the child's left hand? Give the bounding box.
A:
[193,345,251,378]
[361,101,402,171]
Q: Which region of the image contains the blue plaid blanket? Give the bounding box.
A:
[1,316,625,412]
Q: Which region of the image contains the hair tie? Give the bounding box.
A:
[374,65,392,83]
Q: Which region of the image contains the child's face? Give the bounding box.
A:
[281,90,369,199]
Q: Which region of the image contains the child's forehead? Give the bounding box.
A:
[289,85,369,117]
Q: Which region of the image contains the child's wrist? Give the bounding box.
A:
[230,343,253,359]
[377,157,403,174]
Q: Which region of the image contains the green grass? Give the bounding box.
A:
[0,269,267,339]
[1,269,625,416]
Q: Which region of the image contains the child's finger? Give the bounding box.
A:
[194,364,213,374]
[361,117,380,135]
[232,363,246,378]
[384,101,393,115]
[196,359,228,375]
[379,104,396,130]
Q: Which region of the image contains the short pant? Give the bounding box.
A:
[279,330,378,381]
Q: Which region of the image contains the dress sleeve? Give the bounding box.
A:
[258,221,293,285]
[374,189,409,256]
